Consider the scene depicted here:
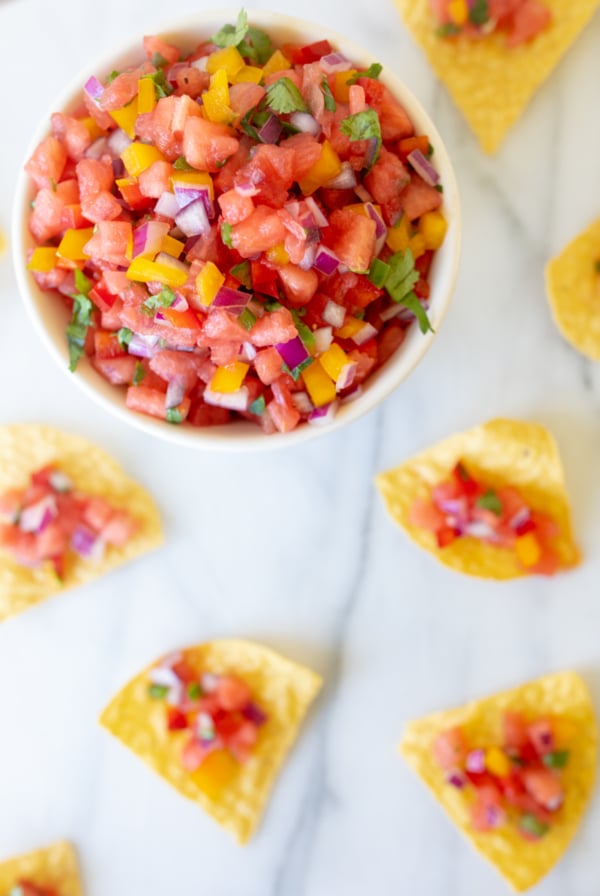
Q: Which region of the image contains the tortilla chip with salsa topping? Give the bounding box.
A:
[0,842,83,896]
[546,218,600,361]
[394,0,600,153]
[0,424,163,621]
[399,671,598,891]
[375,418,580,579]
[100,639,322,843]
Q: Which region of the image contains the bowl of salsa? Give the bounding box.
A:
[13,9,461,450]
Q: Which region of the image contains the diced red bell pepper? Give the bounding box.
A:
[251,260,280,299]
[167,707,188,731]
[282,39,333,64]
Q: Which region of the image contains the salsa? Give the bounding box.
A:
[432,0,552,46]
[25,12,448,434]
[0,465,137,577]
[434,713,571,839]
[408,461,561,574]
[7,885,56,896]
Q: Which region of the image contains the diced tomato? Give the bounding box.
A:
[506,0,552,47]
[278,264,319,306]
[503,711,529,752]
[167,707,188,731]
[397,134,431,161]
[471,785,505,832]
[408,498,446,531]
[251,260,280,299]
[522,767,563,812]
[102,510,138,546]
[94,330,126,359]
[284,39,333,64]
[527,718,554,755]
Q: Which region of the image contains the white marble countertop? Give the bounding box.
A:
[1,0,600,893]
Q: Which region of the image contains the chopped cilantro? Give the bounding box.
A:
[66,273,93,371]
[427,142,434,157]
[241,26,273,65]
[148,683,169,699]
[476,490,503,516]
[141,69,172,98]
[368,257,390,288]
[594,259,600,274]
[435,184,444,193]
[282,358,312,381]
[266,77,309,114]
[187,681,202,700]
[264,299,282,311]
[340,109,381,168]
[74,269,91,295]
[347,62,383,85]
[384,248,433,334]
[166,407,184,424]
[398,292,433,334]
[173,155,193,170]
[230,261,252,288]
[354,309,365,320]
[211,9,249,48]
[133,361,146,386]
[106,70,120,84]
[142,285,176,314]
[542,750,570,769]
[239,307,257,331]
[221,221,234,248]
[322,76,336,111]
[240,104,272,141]
[151,52,169,68]
[469,0,490,25]
[290,309,316,351]
[249,395,266,416]
[117,327,133,348]
[519,814,549,838]
[435,22,462,36]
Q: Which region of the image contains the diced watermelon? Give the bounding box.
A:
[29,188,65,242]
[364,147,411,225]
[138,161,175,198]
[278,263,319,306]
[218,189,255,225]
[83,221,132,266]
[506,0,552,47]
[149,349,202,389]
[99,62,152,111]
[51,112,92,161]
[235,144,295,207]
[183,116,239,171]
[25,136,67,190]
[398,174,443,222]
[255,347,284,385]
[359,78,414,140]
[249,308,298,347]
[268,398,301,433]
[231,205,287,257]
[173,66,209,99]
[76,158,122,223]
[433,727,468,770]
[143,34,181,66]
[322,208,376,273]
[229,83,266,118]
[126,385,191,422]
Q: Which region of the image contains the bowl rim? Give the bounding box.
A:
[12,8,461,452]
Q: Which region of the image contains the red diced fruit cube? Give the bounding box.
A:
[217,675,252,712]
[433,726,468,770]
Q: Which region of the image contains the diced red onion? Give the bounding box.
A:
[289,111,320,136]
[166,680,184,707]
[49,470,72,493]
[336,361,357,391]
[201,673,219,693]
[112,158,125,179]
[154,252,190,275]
[71,526,105,562]
[351,321,378,345]
[446,771,466,789]
[365,203,386,239]
[323,300,345,328]
[466,749,486,773]
[154,191,180,219]
[242,702,268,726]
[85,137,108,160]
[313,326,333,354]
[407,149,440,187]
[354,184,373,203]
[241,341,257,362]
[170,292,189,311]
[19,495,57,534]
[234,180,260,198]
[464,520,497,541]
[304,196,329,228]
[308,401,338,425]
[325,161,358,190]
[212,286,250,314]
[276,335,310,370]
[284,201,300,220]
[128,333,161,358]
[84,75,104,102]
[204,385,249,411]
[132,221,170,259]
[258,114,283,145]
[174,184,214,219]
[291,391,314,414]
[546,794,564,812]
[107,128,132,157]
[510,507,531,531]
[298,242,317,271]
[314,246,340,275]
[364,137,379,170]
[320,52,352,73]
[486,805,505,829]
[165,377,186,409]
[175,198,210,238]
[160,651,183,669]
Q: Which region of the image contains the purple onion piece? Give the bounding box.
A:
[320,52,352,73]
[204,386,249,412]
[212,286,250,314]
[242,702,268,726]
[84,75,104,102]
[276,335,310,370]
[304,196,328,228]
[112,158,125,179]
[291,391,313,414]
[107,128,132,157]
[407,149,440,187]
[365,202,386,239]
[128,333,160,358]
[258,113,283,145]
[165,377,187,410]
[71,526,105,561]
[175,198,210,238]
[49,471,72,493]
[314,246,340,276]
[154,191,180,219]
[19,495,57,534]
[352,321,377,346]
[364,137,379,170]
[446,771,466,789]
[308,401,338,425]
[336,361,357,391]
[325,161,358,190]
[465,749,486,774]
[85,137,109,160]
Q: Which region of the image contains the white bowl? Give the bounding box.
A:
[12,9,461,452]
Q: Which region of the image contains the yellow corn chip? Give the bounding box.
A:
[399,671,598,891]
[395,0,600,153]
[0,842,83,896]
[546,217,600,361]
[375,418,579,579]
[0,424,163,621]
[100,639,322,844]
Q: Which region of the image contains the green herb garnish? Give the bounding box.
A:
[435,22,462,36]
[368,257,390,288]
[166,407,184,424]
[151,52,169,68]
[239,307,257,331]
[117,327,133,348]
[133,361,146,386]
[141,69,173,98]
[518,814,549,838]
[249,395,266,415]
[241,26,273,65]
[282,357,312,381]
[475,490,503,516]
[66,271,93,372]
[230,261,252,288]
[142,285,177,315]
[340,109,381,168]
[173,155,194,171]
[469,0,490,25]
[187,682,202,700]
[543,750,570,769]
[385,248,420,304]
[266,77,309,114]
[594,259,600,274]
[106,70,120,84]
[221,221,234,248]
[290,309,316,351]
[322,76,336,111]
[347,62,383,85]
[148,684,169,700]
[211,9,249,49]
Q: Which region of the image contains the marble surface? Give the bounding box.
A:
[1,0,600,893]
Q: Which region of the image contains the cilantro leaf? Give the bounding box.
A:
[435,22,462,36]
[142,285,176,315]
[322,76,336,111]
[475,490,503,516]
[74,269,91,296]
[151,52,169,68]
[221,221,234,248]
[384,249,433,334]
[265,77,309,114]
[249,395,266,416]
[211,9,249,48]
[542,750,570,769]
[398,291,433,335]
[173,156,193,170]
[239,308,257,331]
[340,109,381,167]
[141,69,172,98]
[230,261,252,288]
[519,814,549,839]
[347,62,383,85]
[133,361,146,386]
[117,327,133,348]
[469,0,490,25]
[290,309,316,351]
[166,407,184,424]
[66,293,93,372]
[106,69,120,84]
[241,26,273,65]
[148,684,169,699]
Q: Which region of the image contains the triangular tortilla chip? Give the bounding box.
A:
[394,0,600,153]
[375,418,579,579]
[0,424,163,621]
[546,218,600,361]
[100,639,322,843]
[399,672,598,891]
[0,842,83,896]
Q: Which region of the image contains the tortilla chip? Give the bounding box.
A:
[100,639,322,843]
[0,424,163,621]
[545,218,600,361]
[395,0,600,153]
[0,842,83,896]
[375,418,579,579]
[399,671,598,891]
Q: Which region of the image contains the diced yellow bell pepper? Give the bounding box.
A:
[232,65,264,84]
[137,77,156,115]
[408,234,427,260]
[319,343,350,382]
[266,244,290,266]
[261,49,291,80]
[171,171,215,199]
[162,234,185,258]
[302,360,337,407]
[196,261,225,307]
[485,747,511,778]
[121,142,166,177]
[206,46,245,80]
[298,141,343,195]
[203,69,235,124]
[190,750,238,799]
[335,317,365,340]
[56,227,95,262]
[386,215,412,253]
[515,533,542,568]
[210,361,249,393]
[334,70,357,103]
[448,0,469,24]
[27,247,59,272]
[419,210,448,251]
[110,98,139,139]
[79,116,105,141]
[125,231,133,262]
[126,256,188,288]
